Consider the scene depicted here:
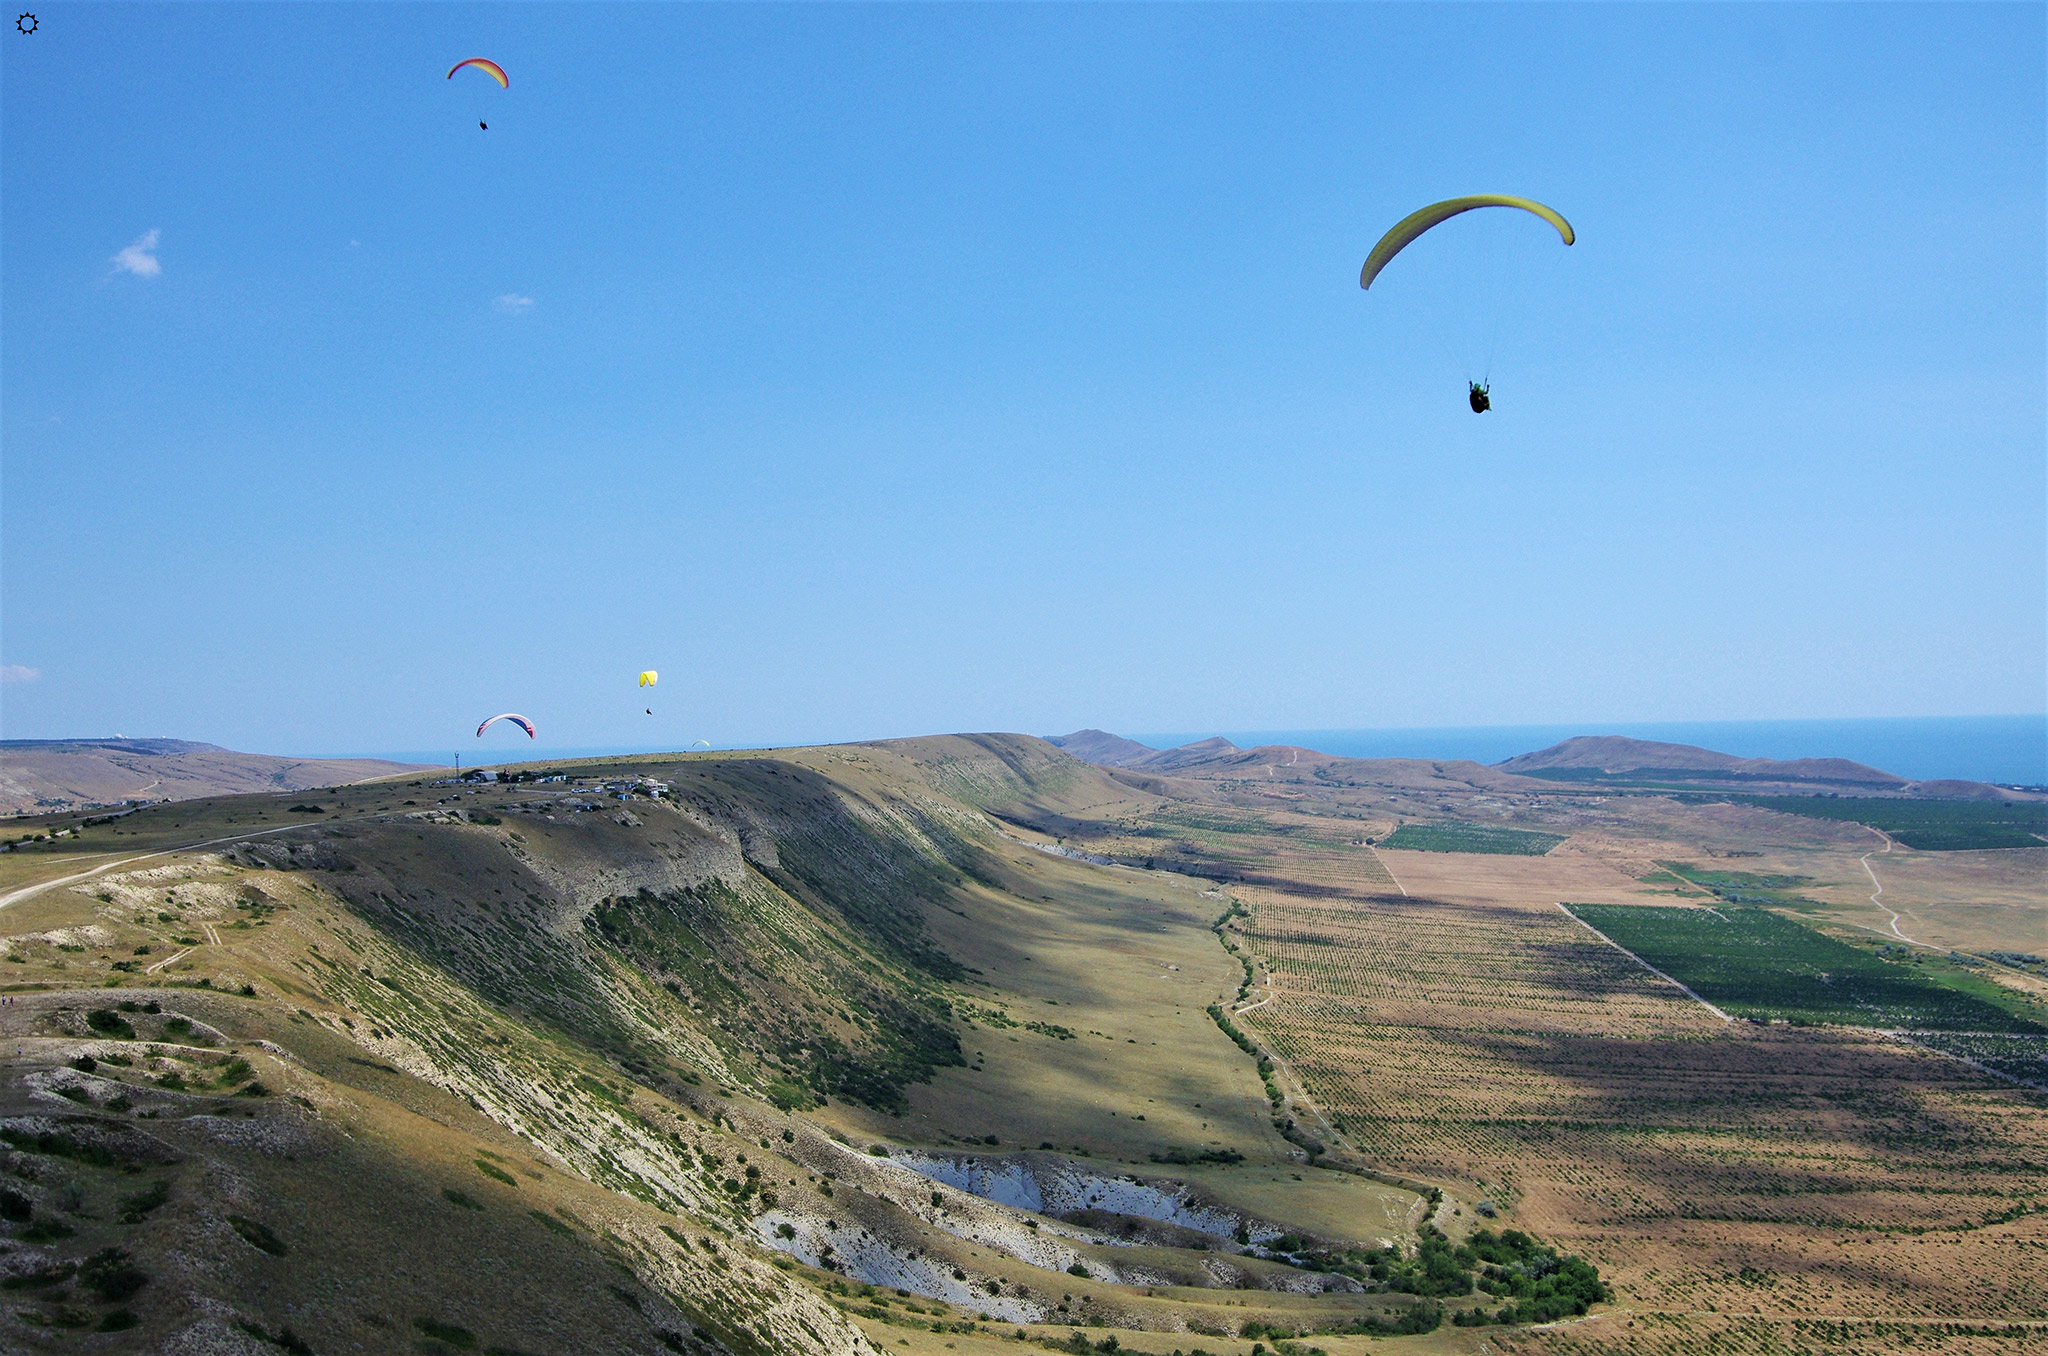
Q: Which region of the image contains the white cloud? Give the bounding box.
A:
[112,229,161,278]
[1,665,40,684]
[494,293,533,314]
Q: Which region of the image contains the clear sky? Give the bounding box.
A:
[3,3,2042,757]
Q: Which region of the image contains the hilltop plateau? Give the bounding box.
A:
[0,731,2040,1356]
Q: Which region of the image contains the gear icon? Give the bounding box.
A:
[16,13,34,33]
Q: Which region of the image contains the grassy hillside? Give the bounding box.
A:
[0,736,1468,1354]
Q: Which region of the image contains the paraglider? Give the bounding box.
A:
[1359,195,1573,291]
[1360,195,1573,411]
[447,58,507,129]
[692,740,711,749]
[447,57,508,87]
[638,671,658,688]
[476,713,536,739]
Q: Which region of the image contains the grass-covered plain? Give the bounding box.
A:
[1378,822,1564,856]
[1654,863,1824,910]
[1567,903,2046,1032]
[1732,795,2048,851]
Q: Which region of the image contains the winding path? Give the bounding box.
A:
[1859,826,1937,950]
[1233,967,1276,1016]
[144,947,193,975]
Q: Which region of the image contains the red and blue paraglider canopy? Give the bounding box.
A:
[476,713,536,739]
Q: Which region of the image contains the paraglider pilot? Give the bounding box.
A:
[1468,381,1491,414]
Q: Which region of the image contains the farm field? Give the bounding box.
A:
[1235,884,2048,1344]
[1652,863,1828,910]
[1368,846,1650,907]
[1098,771,2048,1356]
[1379,822,1565,855]
[1732,796,2048,851]
[1567,903,2048,1032]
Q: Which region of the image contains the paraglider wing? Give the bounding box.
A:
[476,713,537,739]
[1359,195,1573,290]
[692,740,711,749]
[447,57,509,88]
[638,671,658,688]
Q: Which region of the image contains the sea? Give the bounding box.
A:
[1129,716,2047,788]
[340,715,2045,789]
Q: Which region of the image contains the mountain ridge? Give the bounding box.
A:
[0,738,430,816]
[1047,727,2015,799]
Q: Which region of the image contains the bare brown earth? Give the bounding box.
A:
[0,738,429,816]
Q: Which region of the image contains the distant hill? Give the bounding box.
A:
[1132,735,1244,772]
[0,737,430,816]
[1043,729,1158,767]
[1044,728,2022,802]
[1039,730,1540,798]
[1046,733,1252,774]
[1499,735,1906,787]
[1496,734,2014,798]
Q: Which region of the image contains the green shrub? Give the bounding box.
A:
[528,1209,575,1237]
[119,1180,170,1221]
[414,1317,478,1348]
[228,1216,289,1257]
[1,1260,75,1290]
[473,1159,518,1186]
[81,1247,149,1300]
[86,1009,136,1039]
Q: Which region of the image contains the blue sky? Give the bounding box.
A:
[3,3,2042,757]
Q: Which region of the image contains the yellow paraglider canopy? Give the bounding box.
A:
[638,671,658,688]
[1360,195,1574,290]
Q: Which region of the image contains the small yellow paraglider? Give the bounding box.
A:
[639,671,658,688]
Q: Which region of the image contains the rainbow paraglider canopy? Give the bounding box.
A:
[447,57,508,88]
